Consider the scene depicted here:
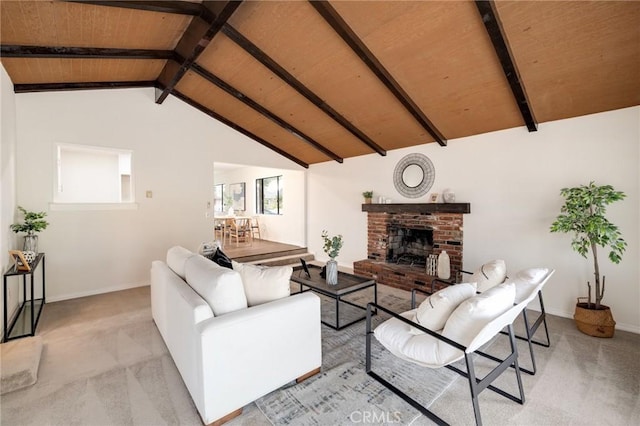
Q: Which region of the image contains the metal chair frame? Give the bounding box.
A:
[366,303,525,426]
[429,269,552,376]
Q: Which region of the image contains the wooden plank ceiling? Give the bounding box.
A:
[1,1,639,168]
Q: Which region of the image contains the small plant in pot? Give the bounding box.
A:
[362,191,373,204]
[10,206,49,255]
[321,230,343,285]
[550,182,626,337]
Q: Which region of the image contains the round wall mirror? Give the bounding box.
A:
[393,153,435,198]
[402,164,424,188]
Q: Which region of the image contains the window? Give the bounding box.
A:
[55,144,134,204]
[256,175,283,215]
[213,184,224,212]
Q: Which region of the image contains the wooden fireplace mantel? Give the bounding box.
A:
[361,203,471,214]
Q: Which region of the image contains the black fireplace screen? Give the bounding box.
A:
[386,226,433,266]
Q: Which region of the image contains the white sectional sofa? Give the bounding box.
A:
[151,246,322,425]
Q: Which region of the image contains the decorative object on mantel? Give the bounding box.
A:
[428,193,439,203]
[321,230,343,285]
[393,153,435,198]
[362,191,373,204]
[426,254,438,275]
[437,250,451,279]
[443,188,456,203]
[550,182,626,338]
[10,206,49,254]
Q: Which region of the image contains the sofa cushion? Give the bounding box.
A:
[185,255,247,316]
[441,282,516,350]
[166,246,196,280]
[232,261,292,306]
[413,283,476,331]
[471,259,507,292]
[205,247,233,269]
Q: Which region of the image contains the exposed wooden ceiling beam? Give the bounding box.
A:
[221,25,386,157]
[0,45,178,60]
[309,1,447,147]
[191,63,343,163]
[13,81,156,93]
[475,0,537,132]
[170,89,309,169]
[155,1,242,104]
[64,1,211,19]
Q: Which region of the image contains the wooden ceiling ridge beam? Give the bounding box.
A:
[155,1,243,104]
[13,81,156,93]
[0,45,179,61]
[63,1,210,18]
[169,88,309,169]
[309,1,447,147]
[221,25,387,157]
[475,0,537,132]
[191,63,343,163]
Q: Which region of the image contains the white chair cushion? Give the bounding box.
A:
[185,255,247,316]
[232,261,292,306]
[471,259,507,292]
[166,246,196,280]
[375,282,517,370]
[414,283,477,331]
[375,310,464,368]
[510,268,550,303]
[441,282,516,356]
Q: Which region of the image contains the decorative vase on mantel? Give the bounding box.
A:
[326,259,338,285]
[23,232,38,254]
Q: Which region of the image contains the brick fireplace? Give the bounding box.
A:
[354,203,470,293]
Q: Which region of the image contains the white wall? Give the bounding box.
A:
[213,164,305,246]
[307,107,640,333]
[14,87,303,302]
[1,64,19,333]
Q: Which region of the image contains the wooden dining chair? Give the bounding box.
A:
[228,218,252,246]
[250,216,261,240]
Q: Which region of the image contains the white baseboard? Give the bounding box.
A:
[46,281,149,303]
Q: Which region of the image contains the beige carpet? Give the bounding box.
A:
[1,285,639,425]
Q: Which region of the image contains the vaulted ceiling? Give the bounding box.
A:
[1,1,639,168]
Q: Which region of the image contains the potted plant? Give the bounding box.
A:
[10,206,49,254]
[362,191,373,204]
[321,230,343,285]
[550,182,626,337]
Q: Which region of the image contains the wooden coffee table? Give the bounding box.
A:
[291,264,377,330]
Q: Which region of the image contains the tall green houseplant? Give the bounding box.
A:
[550,182,626,309]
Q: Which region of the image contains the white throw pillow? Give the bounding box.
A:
[510,268,550,303]
[441,282,516,355]
[166,246,195,280]
[414,283,477,331]
[232,261,292,306]
[185,255,247,315]
[471,259,507,292]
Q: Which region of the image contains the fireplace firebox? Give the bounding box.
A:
[387,226,433,266]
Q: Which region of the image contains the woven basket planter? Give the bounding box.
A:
[574,301,616,338]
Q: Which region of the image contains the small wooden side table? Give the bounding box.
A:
[3,253,46,342]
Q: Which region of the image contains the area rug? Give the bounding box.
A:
[255,289,460,425]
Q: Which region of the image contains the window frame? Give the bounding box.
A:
[256,175,283,215]
[50,143,137,210]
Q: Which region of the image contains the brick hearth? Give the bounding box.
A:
[354,203,470,293]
